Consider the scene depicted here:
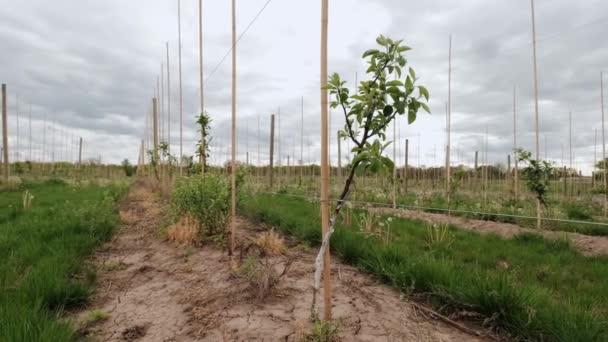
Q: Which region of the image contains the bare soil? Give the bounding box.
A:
[371,207,608,256]
[72,182,496,341]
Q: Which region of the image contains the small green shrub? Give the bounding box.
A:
[564,202,592,221]
[171,175,230,237]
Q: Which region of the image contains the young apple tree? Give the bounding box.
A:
[311,35,430,315]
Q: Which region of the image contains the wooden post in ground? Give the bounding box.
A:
[446,35,452,201]
[507,154,511,193]
[78,137,83,171]
[269,114,275,188]
[300,96,304,183]
[404,139,409,194]
[230,0,237,260]
[199,0,205,174]
[601,71,606,216]
[153,98,159,162]
[337,131,342,179]
[530,0,541,228]
[177,0,183,175]
[319,0,331,321]
[166,42,171,156]
[2,84,8,183]
[513,86,519,198]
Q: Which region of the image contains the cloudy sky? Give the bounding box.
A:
[1,0,606,174]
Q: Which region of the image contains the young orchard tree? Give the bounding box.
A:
[311,35,429,315]
[196,111,212,174]
[515,148,554,228]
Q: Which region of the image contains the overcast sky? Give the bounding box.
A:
[1,0,606,174]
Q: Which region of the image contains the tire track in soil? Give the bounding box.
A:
[73,181,495,341]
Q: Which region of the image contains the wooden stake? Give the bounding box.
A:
[404,139,409,193]
[78,137,83,166]
[319,0,331,321]
[199,0,205,173]
[530,0,541,229]
[446,35,452,199]
[28,104,32,161]
[2,84,8,183]
[153,98,159,161]
[392,121,396,208]
[600,71,607,215]
[269,114,275,188]
[230,0,237,260]
[513,86,519,197]
[178,0,183,174]
[337,131,342,179]
[166,42,171,155]
[301,96,304,180]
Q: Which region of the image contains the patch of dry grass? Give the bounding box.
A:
[167,215,199,245]
[254,229,285,256]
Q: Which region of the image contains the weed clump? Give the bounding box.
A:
[254,229,285,255]
[171,175,230,239]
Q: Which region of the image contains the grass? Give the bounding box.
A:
[0,179,126,341]
[240,192,608,342]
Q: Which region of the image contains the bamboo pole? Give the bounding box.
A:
[568,111,573,197]
[178,0,183,174]
[199,0,205,173]
[601,71,606,216]
[513,86,519,197]
[2,84,8,183]
[319,0,331,321]
[161,63,164,142]
[404,139,409,193]
[230,0,237,260]
[269,114,275,188]
[392,121,396,208]
[153,98,159,161]
[337,131,342,179]
[166,42,171,155]
[446,35,452,200]
[530,0,541,229]
[301,96,304,181]
[28,104,32,161]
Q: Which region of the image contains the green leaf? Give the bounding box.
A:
[420,102,431,114]
[409,67,416,80]
[362,49,379,58]
[418,86,429,101]
[386,80,402,87]
[383,105,393,116]
[376,36,387,46]
[397,45,412,52]
[408,110,416,124]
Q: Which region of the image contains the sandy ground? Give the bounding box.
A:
[371,207,608,256]
[72,182,496,341]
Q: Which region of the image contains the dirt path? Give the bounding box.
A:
[371,207,608,256]
[73,182,495,341]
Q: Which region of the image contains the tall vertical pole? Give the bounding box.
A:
[178,0,183,174]
[513,86,519,197]
[166,42,171,155]
[199,0,205,173]
[161,64,165,142]
[28,104,32,161]
[78,137,83,167]
[15,94,19,162]
[601,71,606,216]
[392,121,396,208]
[404,139,409,193]
[2,84,8,183]
[530,0,541,228]
[257,113,260,178]
[230,0,237,260]
[446,35,452,197]
[153,98,159,162]
[337,131,342,178]
[42,112,46,165]
[319,0,331,321]
[269,114,275,187]
[301,96,304,179]
[568,111,572,196]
